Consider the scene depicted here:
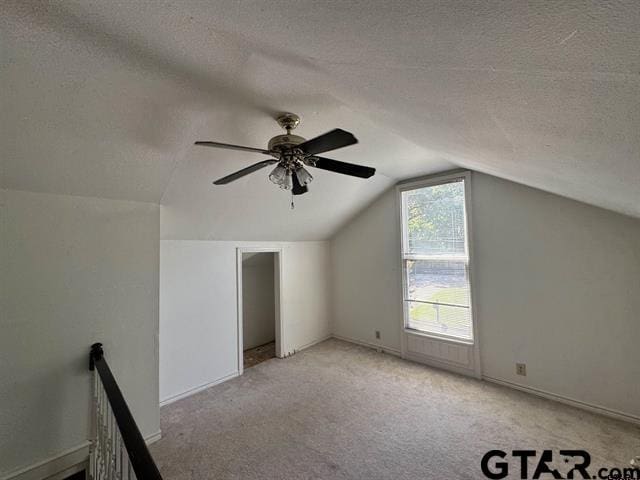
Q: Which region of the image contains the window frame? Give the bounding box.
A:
[397,170,477,345]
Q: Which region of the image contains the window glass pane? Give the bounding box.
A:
[406,259,470,307]
[407,301,472,340]
[401,177,473,340]
[403,180,466,256]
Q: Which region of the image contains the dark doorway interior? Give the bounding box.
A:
[243,341,276,368]
[241,252,277,368]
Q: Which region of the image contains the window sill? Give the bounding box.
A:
[404,328,475,346]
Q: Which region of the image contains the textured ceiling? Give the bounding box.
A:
[2,1,638,240]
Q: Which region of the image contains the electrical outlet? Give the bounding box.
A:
[516,363,527,376]
[375,330,381,339]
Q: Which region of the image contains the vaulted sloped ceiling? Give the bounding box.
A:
[2,1,638,240]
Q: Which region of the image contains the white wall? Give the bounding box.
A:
[0,189,160,477]
[331,173,640,421]
[159,240,331,404]
[242,253,276,350]
[330,189,403,353]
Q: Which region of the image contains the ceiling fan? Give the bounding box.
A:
[195,113,375,197]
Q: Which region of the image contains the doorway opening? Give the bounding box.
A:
[237,249,282,373]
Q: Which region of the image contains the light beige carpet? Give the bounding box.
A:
[151,339,639,479]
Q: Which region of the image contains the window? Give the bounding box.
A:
[400,175,474,341]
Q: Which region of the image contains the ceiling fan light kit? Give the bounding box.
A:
[294,165,313,186]
[195,113,375,204]
[268,164,289,189]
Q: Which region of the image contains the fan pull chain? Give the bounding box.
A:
[290,191,295,210]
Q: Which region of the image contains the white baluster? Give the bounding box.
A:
[89,370,97,480]
[98,383,104,480]
[118,430,124,480]
[107,401,114,479]
[101,381,108,480]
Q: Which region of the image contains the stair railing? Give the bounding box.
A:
[89,343,163,480]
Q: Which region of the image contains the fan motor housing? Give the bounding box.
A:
[268,134,306,152]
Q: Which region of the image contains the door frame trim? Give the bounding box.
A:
[236,247,283,375]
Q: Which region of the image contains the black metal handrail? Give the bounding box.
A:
[89,343,163,480]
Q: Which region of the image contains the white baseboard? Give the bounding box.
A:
[2,431,162,480]
[331,334,401,357]
[1,443,90,480]
[283,334,333,357]
[483,375,640,426]
[145,429,163,445]
[331,335,639,427]
[160,371,239,407]
[160,336,335,407]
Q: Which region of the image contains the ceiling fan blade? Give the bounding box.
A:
[213,160,278,185]
[195,141,272,155]
[310,157,376,179]
[292,171,309,195]
[297,129,358,155]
